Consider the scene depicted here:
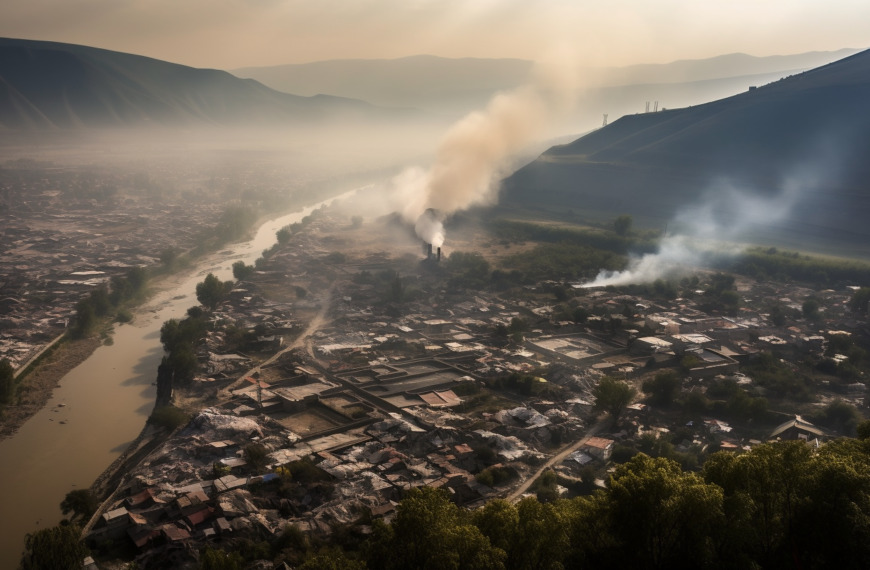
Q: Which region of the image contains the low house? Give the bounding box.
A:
[419,390,462,408]
[769,416,825,443]
[581,437,615,461]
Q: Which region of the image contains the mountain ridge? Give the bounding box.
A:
[233,49,861,117]
[0,37,394,130]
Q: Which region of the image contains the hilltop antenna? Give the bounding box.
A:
[602,114,608,127]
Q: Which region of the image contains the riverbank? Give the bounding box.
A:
[0,336,101,442]
[0,204,306,444]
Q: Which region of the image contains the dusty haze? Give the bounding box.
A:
[2,1,869,70]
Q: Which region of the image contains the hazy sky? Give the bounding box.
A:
[3,0,869,70]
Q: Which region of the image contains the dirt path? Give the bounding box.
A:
[506,417,606,503]
[219,285,335,397]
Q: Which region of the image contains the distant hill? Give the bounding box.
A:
[0,38,395,129]
[233,50,860,122]
[234,55,534,119]
[500,49,870,258]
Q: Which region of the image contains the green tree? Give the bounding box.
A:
[703,442,812,567]
[149,405,190,430]
[510,497,569,569]
[592,377,637,428]
[195,273,233,309]
[199,547,244,570]
[814,399,861,436]
[641,371,681,408]
[21,523,90,570]
[472,500,518,556]
[232,261,255,280]
[0,358,14,405]
[60,489,98,522]
[370,487,506,570]
[794,439,870,567]
[445,251,491,290]
[613,215,633,236]
[802,296,821,320]
[300,549,367,570]
[276,227,292,245]
[572,307,589,323]
[88,285,112,317]
[608,454,723,569]
[71,298,97,338]
[769,303,787,326]
[557,493,618,568]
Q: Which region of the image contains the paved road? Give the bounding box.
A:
[506,416,606,503]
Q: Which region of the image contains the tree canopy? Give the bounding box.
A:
[592,376,637,427]
[196,273,233,309]
[21,523,90,570]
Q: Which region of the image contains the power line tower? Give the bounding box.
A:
[645,101,650,113]
[654,101,659,112]
[602,114,608,127]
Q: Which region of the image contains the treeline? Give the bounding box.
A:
[489,218,659,255]
[158,272,235,386]
[70,266,148,337]
[185,439,870,570]
[726,247,870,287]
[187,205,258,257]
[439,247,626,290]
[491,220,870,289]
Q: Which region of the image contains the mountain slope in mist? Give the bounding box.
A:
[501,48,870,258]
[233,50,859,121]
[234,55,534,119]
[0,37,395,129]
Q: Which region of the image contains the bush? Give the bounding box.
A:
[149,406,190,430]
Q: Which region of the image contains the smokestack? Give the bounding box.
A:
[427,243,433,260]
[437,247,441,262]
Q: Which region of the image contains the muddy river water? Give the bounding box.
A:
[0,190,356,567]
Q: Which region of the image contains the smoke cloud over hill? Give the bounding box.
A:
[584,151,840,287]
[389,51,581,246]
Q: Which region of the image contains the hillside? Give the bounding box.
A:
[234,55,534,118]
[0,38,393,129]
[500,49,870,258]
[233,50,859,122]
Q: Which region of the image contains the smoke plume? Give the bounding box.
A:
[583,172,813,288]
[392,50,581,245]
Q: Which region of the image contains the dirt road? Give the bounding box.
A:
[219,285,334,397]
[506,416,606,503]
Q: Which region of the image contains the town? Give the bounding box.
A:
[67,200,869,568]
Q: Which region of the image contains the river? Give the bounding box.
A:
[0,189,357,567]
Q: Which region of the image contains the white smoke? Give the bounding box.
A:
[414,209,446,248]
[391,49,581,246]
[583,175,808,287]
